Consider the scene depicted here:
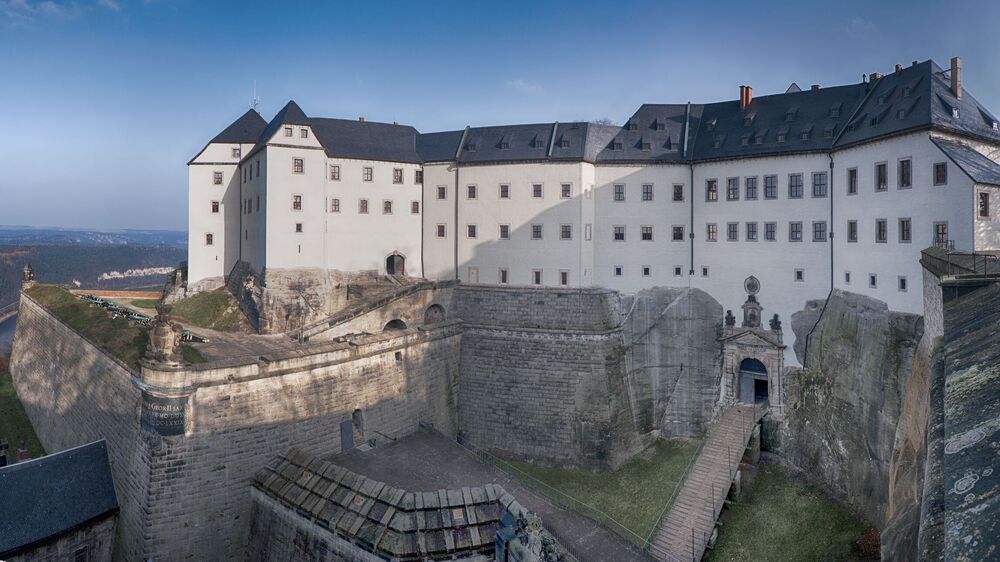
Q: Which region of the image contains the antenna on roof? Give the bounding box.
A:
[249,81,260,112]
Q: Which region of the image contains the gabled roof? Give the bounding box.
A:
[309,118,421,163]
[209,109,267,144]
[417,129,466,163]
[0,440,118,557]
[932,138,1000,187]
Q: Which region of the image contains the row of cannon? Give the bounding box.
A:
[77,294,210,343]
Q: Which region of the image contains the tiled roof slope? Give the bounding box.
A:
[210,109,268,144]
[0,440,119,557]
[932,138,1000,187]
[211,59,1000,165]
[253,448,525,560]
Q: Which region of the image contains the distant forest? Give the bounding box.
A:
[0,244,186,308]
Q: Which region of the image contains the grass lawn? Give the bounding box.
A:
[27,285,206,369]
[170,288,249,333]
[706,462,869,562]
[496,439,701,547]
[130,298,161,309]
[0,357,45,458]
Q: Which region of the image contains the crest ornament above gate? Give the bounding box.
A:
[744,275,760,296]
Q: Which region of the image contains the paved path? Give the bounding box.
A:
[333,429,654,562]
[651,405,765,562]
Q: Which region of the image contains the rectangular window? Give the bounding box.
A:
[211,200,219,213]
[467,224,477,238]
[205,233,214,246]
[898,276,908,292]
[764,175,777,199]
[869,273,878,288]
[847,220,858,242]
[934,222,949,244]
[531,224,543,240]
[672,184,684,202]
[467,185,477,199]
[613,226,625,241]
[292,194,302,211]
[499,268,509,285]
[560,270,569,286]
[295,222,303,233]
[899,218,912,242]
[436,224,446,238]
[614,266,623,277]
[745,176,758,200]
[283,126,292,137]
[532,270,542,286]
[437,186,447,200]
[746,222,758,241]
[875,162,888,191]
[256,159,259,177]
[813,221,827,242]
[706,179,718,201]
[330,165,340,180]
[213,171,223,185]
[331,198,340,213]
[411,201,420,214]
[532,183,543,198]
[613,184,625,202]
[232,147,241,159]
[706,223,718,242]
[788,174,803,198]
[393,168,403,184]
[642,226,654,241]
[875,219,887,243]
[499,224,510,240]
[383,200,393,214]
[764,222,776,241]
[727,222,738,241]
[300,128,309,138]
[415,170,423,184]
[794,269,805,282]
[847,168,858,195]
[256,195,259,212]
[499,184,510,199]
[642,184,654,201]
[727,177,739,200]
[898,159,912,188]
[560,224,573,240]
[673,226,686,241]
[359,199,369,214]
[812,172,828,197]
[789,221,803,242]
[585,223,592,241]
[642,266,651,277]
[702,266,709,277]
[979,192,990,218]
[363,167,373,182]
[845,271,851,284]
[674,266,683,277]
[561,183,572,198]
[934,162,948,186]
[293,158,304,174]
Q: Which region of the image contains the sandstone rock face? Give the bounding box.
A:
[768,289,924,528]
[619,287,724,438]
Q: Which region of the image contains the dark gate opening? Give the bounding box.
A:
[738,358,769,405]
[386,254,405,275]
[754,378,769,404]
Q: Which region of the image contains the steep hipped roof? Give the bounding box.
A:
[0,440,119,557]
[209,109,268,144]
[218,59,1000,166]
[932,138,1000,186]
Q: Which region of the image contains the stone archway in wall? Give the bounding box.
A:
[385,253,405,276]
[738,357,769,405]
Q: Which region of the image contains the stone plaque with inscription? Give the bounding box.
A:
[141,391,187,436]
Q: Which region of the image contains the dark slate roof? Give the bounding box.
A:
[417,130,466,163]
[209,109,268,144]
[254,448,526,560]
[457,123,558,163]
[309,118,422,163]
[597,104,692,162]
[0,440,118,557]
[932,138,1000,186]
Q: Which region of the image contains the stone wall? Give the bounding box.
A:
[10,295,149,561]
[767,289,924,527]
[8,513,117,562]
[455,285,621,332]
[306,282,455,341]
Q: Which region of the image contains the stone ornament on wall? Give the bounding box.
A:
[145,304,183,366]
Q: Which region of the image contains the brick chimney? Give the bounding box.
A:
[811,84,820,91]
[951,57,962,99]
[740,85,752,110]
[895,63,902,74]
[359,116,365,123]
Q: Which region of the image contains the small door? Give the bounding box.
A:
[468,267,479,284]
[386,254,405,275]
[340,420,354,451]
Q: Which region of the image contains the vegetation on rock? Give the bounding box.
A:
[169,288,250,333]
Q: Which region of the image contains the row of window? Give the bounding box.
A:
[331,199,420,215]
[844,270,909,292]
[329,164,422,184]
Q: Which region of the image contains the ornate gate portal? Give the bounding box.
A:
[719,276,786,415]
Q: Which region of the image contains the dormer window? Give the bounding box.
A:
[628,122,638,131]
[743,114,755,127]
[993,121,999,131]
[499,140,510,149]
[830,103,842,118]
[713,135,724,148]
[952,107,961,118]
[740,135,750,147]
[903,86,912,97]
[706,120,716,132]
[800,129,811,140]
[777,132,787,143]
[823,127,834,138]
[870,117,879,126]
[640,139,651,151]
[612,140,623,150]
[300,128,309,138]
[466,143,477,152]
[533,138,545,148]
[656,120,665,131]
[897,109,906,119]
[558,139,570,148]
[785,109,796,122]
[754,134,764,145]
[283,126,293,137]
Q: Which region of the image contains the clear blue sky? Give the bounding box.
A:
[1,0,998,231]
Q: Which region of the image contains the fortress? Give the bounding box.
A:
[6,57,1000,561]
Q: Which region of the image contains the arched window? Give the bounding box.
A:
[424,304,445,325]
[383,319,407,331]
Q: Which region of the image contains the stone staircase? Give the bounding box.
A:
[651,404,766,562]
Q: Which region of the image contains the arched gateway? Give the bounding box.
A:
[719,276,786,414]
[385,253,405,275]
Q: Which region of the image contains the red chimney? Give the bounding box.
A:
[740,86,753,110]
[951,57,962,99]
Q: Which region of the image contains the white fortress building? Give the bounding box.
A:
[187,58,1000,359]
